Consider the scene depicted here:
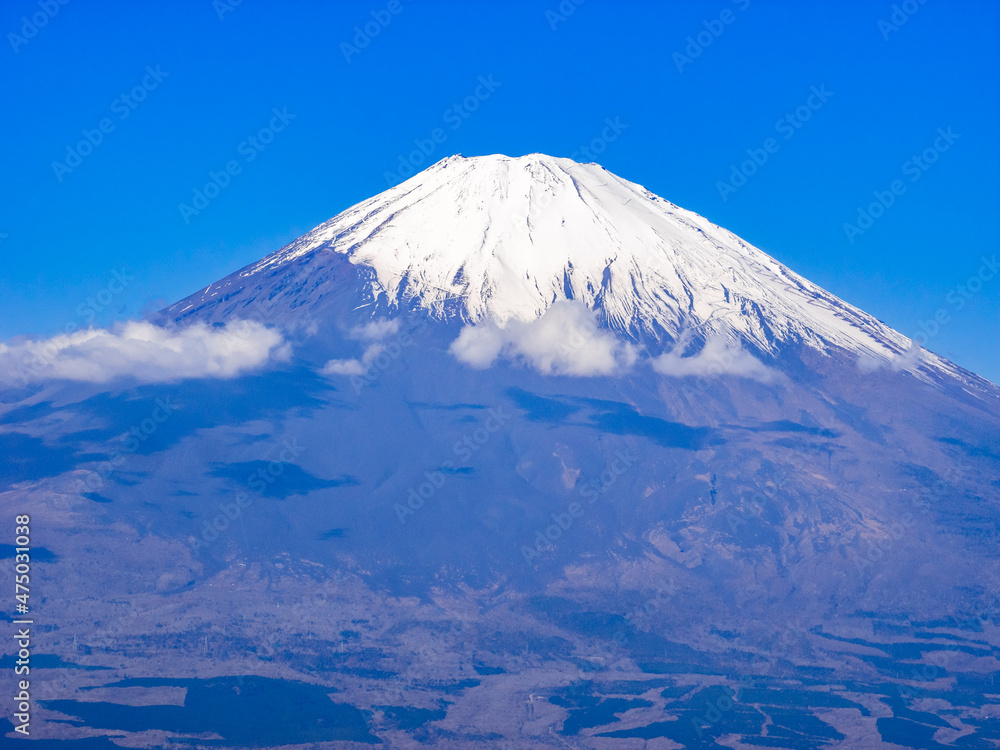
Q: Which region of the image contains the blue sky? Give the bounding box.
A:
[1,0,998,382]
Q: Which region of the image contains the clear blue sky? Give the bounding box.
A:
[2,0,998,382]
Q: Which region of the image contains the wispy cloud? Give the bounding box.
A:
[450,301,636,376]
[350,319,400,341]
[321,317,400,377]
[856,342,923,374]
[651,335,775,382]
[0,320,289,386]
[322,344,387,376]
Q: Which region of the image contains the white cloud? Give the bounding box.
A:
[321,318,401,378]
[450,301,637,376]
[857,342,923,374]
[350,319,399,341]
[449,326,506,368]
[0,320,290,386]
[322,343,386,377]
[651,335,775,382]
[322,359,366,377]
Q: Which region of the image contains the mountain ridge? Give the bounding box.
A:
[162,153,987,392]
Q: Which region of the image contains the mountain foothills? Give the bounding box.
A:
[2,154,999,748]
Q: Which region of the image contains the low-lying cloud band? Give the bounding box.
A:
[0,320,289,386]
[450,301,637,376]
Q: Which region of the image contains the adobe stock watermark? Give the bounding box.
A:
[673,0,751,73]
[213,0,243,21]
[627,582,678,630]
[520,448,637,564]
[75,267,135,327]
[225,260,316,336]
[505,119,623,230]
[190,438,305,549]
[878,0,930,41]
[568,117,628,163]
[724,425,839,551]
[383,75,501,186]
[347,321,428,395]
[341,0,406,62]
[842,127,959,243]
[178,106,296,223]
[394,407,511,523]
[716,85,833,201]
[52,66,169,182]
[903,255,997,350]
[7,0,71,53]
[74,396,179,497]
[895,648,959,700]
[546,0,586,31]
[14,267,134,385]
[853,458,969,573]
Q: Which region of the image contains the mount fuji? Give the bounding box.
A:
[166,154,964,374]
[3,154,999,748]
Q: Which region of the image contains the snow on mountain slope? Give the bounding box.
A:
[174,154,964,379]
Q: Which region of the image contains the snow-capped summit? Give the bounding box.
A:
[164,154,971,380]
